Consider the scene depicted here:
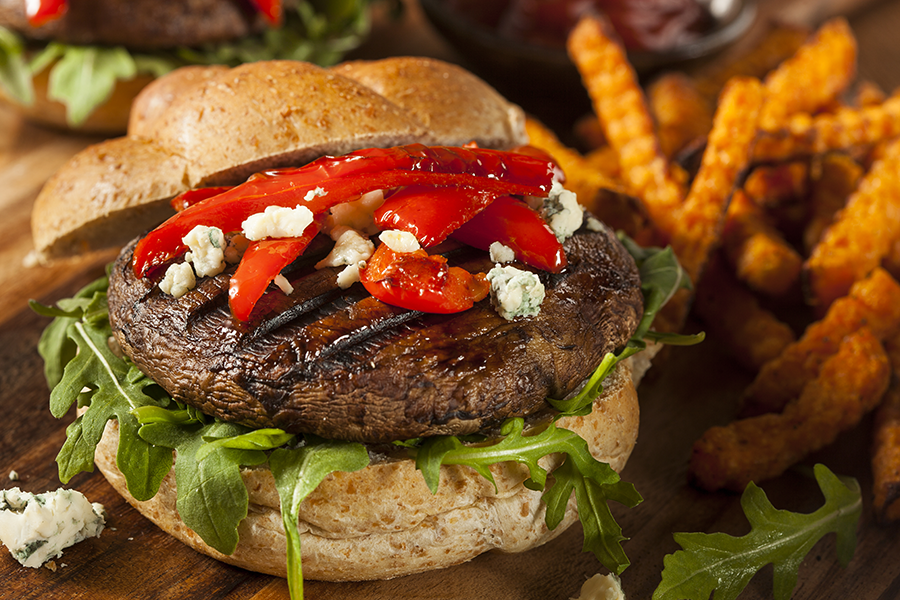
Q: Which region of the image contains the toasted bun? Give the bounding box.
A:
[30,57,528,262]
[92,359,639,580]
[0,67,154,135]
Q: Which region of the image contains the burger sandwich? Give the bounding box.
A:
[0,0,372,132]
[31,57,692,596]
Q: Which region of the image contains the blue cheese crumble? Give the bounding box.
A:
[315,226,375,289]
[489,241,516,264]
[0,488,105,568]
[542,180,584,242]
[242,204,314,241]
[486,265,545,320]
[159,262,196,298]
[183,225,226,278]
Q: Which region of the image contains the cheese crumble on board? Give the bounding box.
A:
[0,488,106,568]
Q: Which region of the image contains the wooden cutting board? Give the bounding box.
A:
[2,0,900,599]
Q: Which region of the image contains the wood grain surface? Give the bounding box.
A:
[2,1,900,599]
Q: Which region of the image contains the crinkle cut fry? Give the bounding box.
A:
[693,256,796,372]
[722,189,802,297]
[648,72,713,159]
[690,327,890,492]
[754,94,900,163]
[692,23,810,102]
[759,17,857,131]
[742,267,900,416]
[670,76,763,284]
[805,136,900,311]
[567,15,685,239]
[873,334,900,523]
[803,153,863,253]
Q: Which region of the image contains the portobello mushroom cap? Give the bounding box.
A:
[108,218,643,443]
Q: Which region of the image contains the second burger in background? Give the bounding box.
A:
[0,0,373,132]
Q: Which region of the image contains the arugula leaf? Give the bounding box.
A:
[654,464,862,600]
[138,420,269,555]
[269,438,370,600]
[40,286,172,500]
[0,26,33,105]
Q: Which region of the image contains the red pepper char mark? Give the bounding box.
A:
[135,144,563,320]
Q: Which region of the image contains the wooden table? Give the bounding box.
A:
[2,1,900,598]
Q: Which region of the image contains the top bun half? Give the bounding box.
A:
[30,57,528,262]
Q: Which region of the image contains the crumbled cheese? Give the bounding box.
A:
[586,215,606,232]
[159,262,196,298]
[336,262,366,289]
[0,488,106,569]
[224,233,251,264]
[242,205,314,241]
[325,189,385,236]
[182,225,226,278]
[571,574,625,600]
[379,230,420,253]
[543,180,584,242]
[273,274,294,296]
[315,227,374,270]
[8,471,18,481]
[486,265,545,320]
[489,241,516,264]
[304,186,327,201]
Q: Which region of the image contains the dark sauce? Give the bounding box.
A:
[445,0,715,52]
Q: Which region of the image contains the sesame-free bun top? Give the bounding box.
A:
[30,57,528,262]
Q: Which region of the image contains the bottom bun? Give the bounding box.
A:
[93,359,639,581]
[0,68,154,135]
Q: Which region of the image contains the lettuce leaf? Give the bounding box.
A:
[0,26,32,105]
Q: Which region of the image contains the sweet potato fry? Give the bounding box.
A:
[722,189,803,297]
[872,333,900,523]
[648,72,714,159]
[694,257,796,372]
[670,76,763,283]
[759,18,857,131]
[567,15,685,238]
[855,80,887,107]
[754,95,900,163]
[805,136,900,310]
[803,153,863,253]
[690,326,890,492]
[692,23,810,102]
[584,145,620,179]
[742,267,900,416]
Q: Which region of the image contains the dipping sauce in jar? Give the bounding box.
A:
[444,0,715,52]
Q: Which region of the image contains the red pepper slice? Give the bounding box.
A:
[360,243,489,313]
[451,195,567,273]
[26,0,68,26]
[133,144,554,278]
[374,185,498,247]
[170,187,233,212]
[228,223,318,321]
[249,0,283,25]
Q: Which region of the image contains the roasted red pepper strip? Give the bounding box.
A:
[451,195,567,273]
[374,185,499,247]
[26,0,68,26]
[249,0,283,25]
[133,144,554,277]
[360,243,489,313]
[170,187,233,212]
[228,224,318,321]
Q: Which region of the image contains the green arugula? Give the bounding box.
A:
[0,26,32,105]
[31,283,172,501]
[269,438,370,600]
[654,464,862,600]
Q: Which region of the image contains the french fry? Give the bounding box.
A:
[573,113,607,150]
[670,76,763,284]
[805,136,900,310]
[584,145,620,180]
[754,95,900,163]
[690,326,890,492]
[722,189,803,297]
[742,161,808,207]
[567,15,685,238]
[854,80,887,107]
[692,23,810,102]
[742,267,900,416]
[872,333,900,523]
[693,257,796,372]
[803,153,863,253]
[758,18,857,131]
[648,72,714,159]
